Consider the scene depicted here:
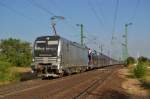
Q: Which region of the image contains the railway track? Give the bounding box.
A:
[0,65,122,99]
[41,65,122,99]
[72,67,117,99]
[0,79,44,98]
[0,75,80,98]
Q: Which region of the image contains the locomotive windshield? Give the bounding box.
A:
[34,40,58,57]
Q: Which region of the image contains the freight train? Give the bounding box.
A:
[31,35,119,77]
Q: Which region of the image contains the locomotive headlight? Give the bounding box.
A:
[46,37,50,40]
[32,58,35,62]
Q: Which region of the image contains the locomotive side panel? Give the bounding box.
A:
[60,38,88,74]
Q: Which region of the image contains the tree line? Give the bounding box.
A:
[0,38,32,66]
[0,38,32,84]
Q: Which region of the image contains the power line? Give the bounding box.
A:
[29,0,55,16]
[110,0,119,59]
[0,1,37,23]
[111,0,119,41]
[94,0,105,22]
[47,0,79,33]
[126,0,140,22]
[29,0,79,37]
[48,0,85,40]
[87,0,104,27]
[49,1,79,35]
[29,0,100,41]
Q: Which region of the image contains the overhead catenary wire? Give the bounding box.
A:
[0,1,37,23]
[30,0,76,31]
[29,0,55,16]
[29,0,79,38]
[126,0,140,22]
[87,0,108,43]
[47,0,79,33]
[111,0,119,42]
[87,0,104,27]
[94,0,105,22]
[110,0,119,59]
[29,0,101,42]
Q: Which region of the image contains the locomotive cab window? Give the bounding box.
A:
[35,41,46,50]
[34,40,58,57]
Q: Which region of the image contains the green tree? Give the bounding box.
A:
[138,56,149,64]
[0,38,32,67]
[133,63,147,78]
[125,56,136,66]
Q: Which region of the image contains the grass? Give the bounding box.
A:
[127,63,150,90]
[12,67,31,73]
[141,68,150,89]
[0,61,31,85]
[141,77,150,89]
[0,67,21,85]
[133,63,147,78]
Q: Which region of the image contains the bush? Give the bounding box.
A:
[0,61,11,82]
[0,38,32,67]
[0,61,20,84]
[138,56,149,64]
[133,63,147,78]
[126,56,136,66]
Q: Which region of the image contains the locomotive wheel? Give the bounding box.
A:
[59,72,64,77]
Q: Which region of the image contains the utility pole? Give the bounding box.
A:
[122,22,132,61]
[77,24,85,45]
[81,24,84,45]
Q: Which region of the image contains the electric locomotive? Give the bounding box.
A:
[32,36,89,77]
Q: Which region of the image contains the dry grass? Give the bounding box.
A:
[119,68,150,97]
[12,67,31,73]
[141,68,150,89]
[0,67,31,85]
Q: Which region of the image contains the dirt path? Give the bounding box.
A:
[119,68,150,99]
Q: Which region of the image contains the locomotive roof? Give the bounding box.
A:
[35,35,88,49]
[36,35,60,41]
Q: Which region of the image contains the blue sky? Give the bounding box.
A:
[0,0,150,59]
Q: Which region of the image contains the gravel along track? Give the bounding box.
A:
[0,65,122,99]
